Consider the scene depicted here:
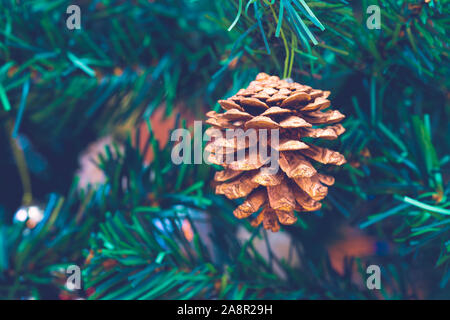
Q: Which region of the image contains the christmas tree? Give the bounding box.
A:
[0,0,448,300]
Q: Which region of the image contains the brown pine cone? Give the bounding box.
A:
[205,73,346,232]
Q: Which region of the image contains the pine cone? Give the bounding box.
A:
[205,73,346,232]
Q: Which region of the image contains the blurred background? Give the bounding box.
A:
[0,0,448,299]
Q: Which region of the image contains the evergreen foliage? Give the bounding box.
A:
[0,0,448,299]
